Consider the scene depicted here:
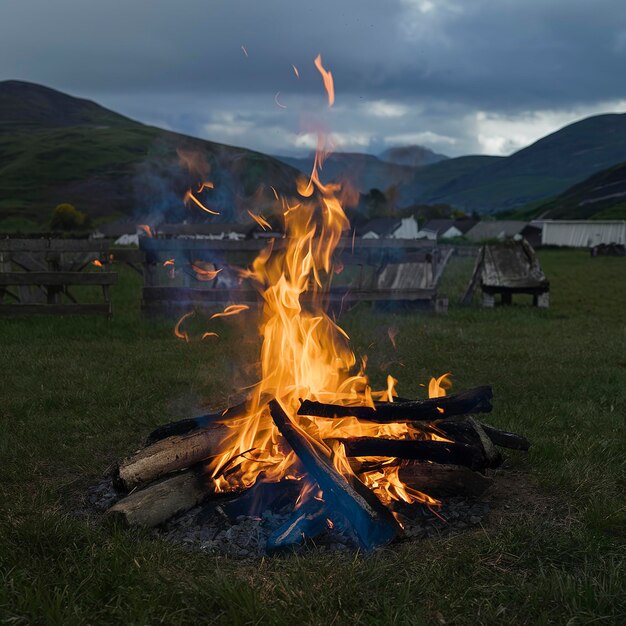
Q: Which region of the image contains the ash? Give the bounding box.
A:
[87,480,489,559]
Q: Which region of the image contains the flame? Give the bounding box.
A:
[292,65,300,78]
[314,54,335,107]
[202,332,219,340]
[174,311,194,343]
[92,259,103,268]
[191,260,221,281]
[163,259,175,267]
[138,224,153,238]
[428,372,452,399]
[247,210,272,231]
[197,182,214,193]
[210,304,250,320]
[190,55,451,513]
[184,189,220,215]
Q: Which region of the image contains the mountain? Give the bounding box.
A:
[427,113,626,212]
[532,162,626,220]
[0,80,302,228]
[378,145,448,168]
[275,152,418,196]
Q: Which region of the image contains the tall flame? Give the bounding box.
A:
[199,56,449,511]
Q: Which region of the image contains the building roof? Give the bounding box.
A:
[156,223,253,237]
[358,217,402,237]
[465,220,530,242]
[421,219,456,236]
[453,219,479,234]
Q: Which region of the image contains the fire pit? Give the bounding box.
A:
[98,57,530,555]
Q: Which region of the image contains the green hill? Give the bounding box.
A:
[532,162,626,220]
[0,80,302,228]
[427,113,626,211]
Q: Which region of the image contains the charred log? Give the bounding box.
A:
[269,400,401,550]
[298,386,493,423]
[145,401,248,445]
[333,437,485,471]
[114,423,229,492]
[396,462,492,497]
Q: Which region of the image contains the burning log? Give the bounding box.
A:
[114,423,228,491]
[269,400,401,550]
[106,470,218,528]
[298,386,493,423]
[334,437,485,470]
[145,402,248,445]
[396,462,492,497]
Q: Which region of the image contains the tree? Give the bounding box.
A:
[50,203,90,231]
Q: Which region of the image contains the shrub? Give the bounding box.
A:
[50,203,90,231]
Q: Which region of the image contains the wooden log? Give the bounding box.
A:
[266,498,330,553]
[298,386,493,423]
[480,423,530,451]
[333,437,485,471]
[396,462,492,497]
[106,471,211,528]
[145,402,248,445]
[429,417,502,468]
[114,423,229,491]
[106,470,248,528]
[269,400,401,551]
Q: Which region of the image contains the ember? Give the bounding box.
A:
[106,55,530,553]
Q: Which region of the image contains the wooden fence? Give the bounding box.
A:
[0,238,135,316]
[139,237,451,315]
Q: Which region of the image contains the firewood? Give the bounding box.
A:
[396,462,492,497]
[480,423,530,451]
[145,402,248,445]
[332,437,486,470]
[114,423,229,491]
[266,498,331,552]
[269,400,401,551]
[298,386,493,423]
[106,471,214,528]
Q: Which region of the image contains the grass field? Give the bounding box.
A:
[1,249,625,624]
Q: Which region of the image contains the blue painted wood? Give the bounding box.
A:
[266,498,330,552]
[268,400,400,551]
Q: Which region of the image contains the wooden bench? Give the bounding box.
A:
[139,237,451,316]
[0,239,121,316]
[462,239,549,308]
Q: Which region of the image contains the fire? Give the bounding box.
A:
[314,54,335,107]
[193,55,451,515]
[92,259,103,268]
[184,189,220,215]
[191,260,221,281]
[247,210,272,231]
[137,224,153,238]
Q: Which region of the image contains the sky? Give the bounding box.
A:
[2,0,626,157]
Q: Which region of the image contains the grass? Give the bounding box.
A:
[1,249,625,624]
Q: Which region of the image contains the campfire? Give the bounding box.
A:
[105,57,530,553]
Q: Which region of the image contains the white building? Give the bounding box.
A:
[360,216,420,239]
[539,220,626,247]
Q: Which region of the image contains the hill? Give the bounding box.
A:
[0,80,302,228]
[378,145,448,167]
[428,114,626,212]
[531,162,626,220]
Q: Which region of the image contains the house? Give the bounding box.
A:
[90,221,138,240]
[464,221,542,247]
[418,219,478,240]
[358,216,420,239]
[538,220,626,247]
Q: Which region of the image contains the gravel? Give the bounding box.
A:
[87,478,490,558]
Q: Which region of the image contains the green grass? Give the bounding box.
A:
[1,250,625,624]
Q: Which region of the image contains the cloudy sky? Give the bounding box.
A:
[2,0,626,157]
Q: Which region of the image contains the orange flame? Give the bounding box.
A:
[138,224,153,238]
[292,64,300,78]
[191,261,222,281]
[210,304,250,320]
[247,210,272,231]
[92,259,103,268]
[184,189,220,215]
[174,311,194,343]
[163,259,175,267]
[314,54,335,107]
[202,332,219,340]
